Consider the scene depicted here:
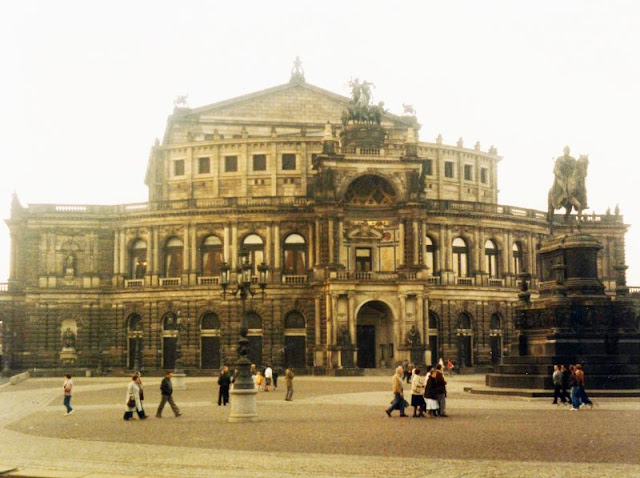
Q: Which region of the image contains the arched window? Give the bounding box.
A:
[243,234,264,276]
[344,175,397,206]
[129,239,147,279]
[164,237,183,277]
[490,313,501,330]
[201,312,220,330]
[128,314,142,332]
[201,235,223,276]
[452,237,469,277]
[512,242,523,275]
[484,239,499,278]
[162,312,177,331]
[245,312,262,330]
[283,234,306,275]
[425,236,438,275]
[428,310,439,330]
[284,311,305,329]
[457,312,472,330]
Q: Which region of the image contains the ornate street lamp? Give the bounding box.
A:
[221,248,268,422]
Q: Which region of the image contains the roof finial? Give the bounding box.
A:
[290,56,305,83]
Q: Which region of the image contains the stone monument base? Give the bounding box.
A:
[59,349,77,365]
[171,373,186,390]
[228,388,259,422]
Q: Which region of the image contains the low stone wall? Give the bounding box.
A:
[9,371,29,385]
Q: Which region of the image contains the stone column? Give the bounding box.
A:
[314,296,321,345]
[399,294,407,348]
[265,223,272,267]
[398,220,405,267]
[502,231,510,278]
[153,227,160,283]
[421,221,427,269]
[338,218,344,267]
[348,294,356,345]
[182,225,190,278]
[439,225,446,272]
[528,234,535,277]
[231,223,238,270]
[413,219,419,266]
[328,218,334,265]
[274,223,281,270]
[308,223,314,268]
[113,230,120,276]
[223,224,230,263]
[190,224,197,284]
[331,295,338,345]
[477,228,484,273]
[119,230,126,276]
[315,219,321,265]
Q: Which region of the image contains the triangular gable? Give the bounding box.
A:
[177,80,412,128]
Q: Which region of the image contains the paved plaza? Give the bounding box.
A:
[0,374,639,477]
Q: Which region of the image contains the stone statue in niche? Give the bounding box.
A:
[62,327,76,350]
[406,325,421,347]
[337,325,351,346]
[64,254,76,276]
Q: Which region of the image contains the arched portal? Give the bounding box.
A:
[356,301,393,368]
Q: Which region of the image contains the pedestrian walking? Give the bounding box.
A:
[402,359,409,383]
[424,367,440,417]
[569,365,581,411]
[264,365,273,392]
[446,359,454,376]
[124,373,147,420]
[136,372,146,413]
[560,364,571,405]
[272,366,281,390]
[410,367,426,417]
[385,366,408,417]
[63,374,74,416]
[406,362,414,384]
[575,364,594,409]
[218,366,231,406]
[434,363,448,417]
[156,371,182,418]
[551,365,567,404]
[284,366,295,401]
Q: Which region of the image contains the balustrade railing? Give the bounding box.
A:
[124,279,144,288]
[197,276,220,286]
[0,282,8,292]
[455,277,474,286]
[629,286,640,295]
[488,278,505,287]
[282,275,307,284]
[426,276,440,285]
[160,277,181,287]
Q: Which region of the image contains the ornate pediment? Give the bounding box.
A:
[347,222,384,241]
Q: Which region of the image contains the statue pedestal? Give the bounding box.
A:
[171,373,187,390]
[59,348,77,364]
[228,388,259,422]
[339,346,355,368]
[487,233,640,389]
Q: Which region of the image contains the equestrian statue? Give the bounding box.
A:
[547,146,589,227]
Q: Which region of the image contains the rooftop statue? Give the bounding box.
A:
[342,78,385,127]
[290,56,305,82]
[547,146,589,225]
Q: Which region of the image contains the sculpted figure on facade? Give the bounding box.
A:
[62,327,76,350]
[406,324,421,346]
[337,325,351,347]
[344,79,384,125]
[548,146,589,224]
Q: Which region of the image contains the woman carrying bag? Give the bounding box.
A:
[123,373,148,420]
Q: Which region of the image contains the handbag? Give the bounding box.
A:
[139,390,144,401]
[127,398,136,408]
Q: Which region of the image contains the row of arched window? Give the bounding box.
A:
[128,232,525,279]
[130,233,307,279]
[128,311,307,332]
[426,237,524,277]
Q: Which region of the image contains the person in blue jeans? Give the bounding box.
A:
[386,366,408,417]
[63,374,74,416]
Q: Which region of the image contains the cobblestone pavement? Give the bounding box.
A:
[0,375,639,477]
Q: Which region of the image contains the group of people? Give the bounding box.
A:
[402,358,454,384]
[248,364,295,400]
[551,363,594,410]
[386,363,448,418]
[123,370,182,420]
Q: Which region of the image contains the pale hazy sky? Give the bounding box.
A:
[1,1,639,283]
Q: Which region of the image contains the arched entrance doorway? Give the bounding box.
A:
[356,301,393,368]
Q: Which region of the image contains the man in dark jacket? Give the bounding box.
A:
[218,366,231,406]
[156,371,182,418]
[434,363,448,417]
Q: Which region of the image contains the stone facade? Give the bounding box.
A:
[0,71,635,374]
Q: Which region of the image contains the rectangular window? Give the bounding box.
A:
[253,154,267,171]
[481,167,488,184]
[173,160,185,177]
[425,159,433,176]
[224,156,238,173]
[198,157,210,174]
[464,164,473,181]
[282,154,296,171]
[444,161,454,178]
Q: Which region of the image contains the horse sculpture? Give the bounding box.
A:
[547,149,589,227]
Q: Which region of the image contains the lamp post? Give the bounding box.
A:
[172,310,187,389]
[221,248,268,422]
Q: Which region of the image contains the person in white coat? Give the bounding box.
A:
[123,373,147,420]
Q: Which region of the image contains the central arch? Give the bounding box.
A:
[356,300,394,368]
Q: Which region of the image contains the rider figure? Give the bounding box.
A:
[553,146,577,201]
